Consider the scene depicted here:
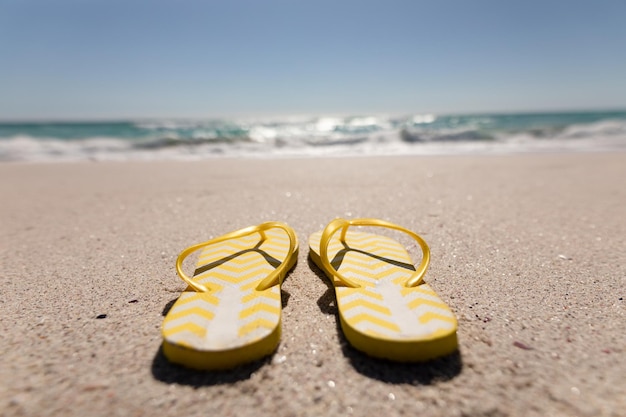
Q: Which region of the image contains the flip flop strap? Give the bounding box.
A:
[319,218,430,288]
[176,221,297,292]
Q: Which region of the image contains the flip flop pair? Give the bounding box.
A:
[162,219,458,370]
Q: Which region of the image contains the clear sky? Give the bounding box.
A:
[1,0,625,120]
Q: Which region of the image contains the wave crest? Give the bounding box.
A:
[1,112,625,161]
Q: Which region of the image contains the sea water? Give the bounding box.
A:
[1,111,625,162]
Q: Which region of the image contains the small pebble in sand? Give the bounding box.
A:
[96,314,107,319]
[513,341,533,350]
[272,355,287,364]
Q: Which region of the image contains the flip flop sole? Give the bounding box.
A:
[309,229,458,361]
[163,227,297,370]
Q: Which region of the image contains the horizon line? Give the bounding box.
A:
[1,107,626,124]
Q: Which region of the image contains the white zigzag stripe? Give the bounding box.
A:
[198,249,270,262]
[340,272,376,285]
[168,298,217,314]
[240,327,271,343]
[335,287,351,296]
[240,310,280,325]
[341,302,454,325]
[195,271,280,296]
[345,236,404,250]
[346,250,404,266]
[381,271,415,283]
[411,304,456,319]
[403,291,444,304]
[341,305,392,322]
[259,239,289,248]
[414,319,456,333]
[215,261,274,275]
[200,241,255,253]
[203,276,265,290]
[356,318,455,339]
[167,330,259,350]
[335,291,385,305]
[197,258,275,273]
[164,313,213,331]
[199,240,274,255]
[166,331,203,346]
[241,295,280,308]
[196,265,270,283]
[258,249,288,258]
[340,258,395,270]
[337,262,407,277]
[325,240,405,257]
[259,251,288,260]
[354,321,399,338]
[348,245,406,257]
[179,292,198,301]
[341,270,409,285]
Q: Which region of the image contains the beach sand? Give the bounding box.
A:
[1,153,624,417]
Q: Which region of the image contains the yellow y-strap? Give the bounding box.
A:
[175,221,297,292]
[318,218,430,288]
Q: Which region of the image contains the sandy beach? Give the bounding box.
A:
[1,152,624,417]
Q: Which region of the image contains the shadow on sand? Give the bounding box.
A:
[150,345,270,387]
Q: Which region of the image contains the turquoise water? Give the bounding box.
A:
[1,111,625,161]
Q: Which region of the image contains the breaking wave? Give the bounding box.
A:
[1,111,625,162]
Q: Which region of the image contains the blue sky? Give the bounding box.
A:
[1,0,625,120]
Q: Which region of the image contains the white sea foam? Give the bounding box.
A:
[1,113,625,162]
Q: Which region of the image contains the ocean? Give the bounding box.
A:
[1,111,625,162]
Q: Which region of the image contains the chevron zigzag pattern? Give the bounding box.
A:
[309,226,458,360]
[163,227,289,353]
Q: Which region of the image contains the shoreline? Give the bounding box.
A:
[2,152,624,417]
[1,144,625,165]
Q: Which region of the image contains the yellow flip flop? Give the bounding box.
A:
[162,222,298,370]
[309,218,458,361]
